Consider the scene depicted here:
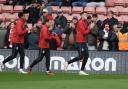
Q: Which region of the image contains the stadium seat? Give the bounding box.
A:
[0,14,5,21]
[61,6,72,14]
[114,6,124,10]
[2,5,13,13]
[84,7,95,14]
[0,0,6,4]
[114,0,125,7]
[6,13,17,21]
[108,7,119,15]
[98,15,107,21]
[2,13,10,16]
[2,13,10,21]
[13,5,24,13]
[105,0,115,7]
[51,6,60,13]
[119,7,128,15]
[0,5,2,13]
[121,15,128,22]
[125,0,128,7]
[72,6,83,14]
[63,14,72,21]
[52,13,57,19]
[114,6,127,15]
[114,16,124,22]
[96,7,107,15]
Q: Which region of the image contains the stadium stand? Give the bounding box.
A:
[0,0,127,22]
[0,0,128,50]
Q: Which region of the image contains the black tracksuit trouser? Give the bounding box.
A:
[68,42,89,71]
[3,43,25,69]
[30,48,50,71]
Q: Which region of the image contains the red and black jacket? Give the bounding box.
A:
[76,18,90,43]
[38,25,50,48]
[12,18,28,44]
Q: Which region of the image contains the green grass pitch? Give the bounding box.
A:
[0,72,128,89]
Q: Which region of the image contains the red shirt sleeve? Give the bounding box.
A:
[55,35,61,47]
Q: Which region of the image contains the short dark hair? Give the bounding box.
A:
[105,23,109,25]
[80,12,86,16]
[92,14,98,18]
[108,10,114,14]
[43,19,50,24]
[18,12,24,18]
[87,15,91,19]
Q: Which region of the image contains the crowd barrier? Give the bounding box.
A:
[0,49,128,74]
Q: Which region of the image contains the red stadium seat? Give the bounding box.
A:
[13,5,24,13]
[113,6,128,15]
[2,13,10,16]
[0,0,6,4]
[96,7,107,15]
[98,15,107,21]
[105,0,115,7]
[108,7,119,15]
[72,6,83,14]
[114,16,124,22]
[114,6,124,10]
[61,6,72,14]
[125,0,128,7]
[121,15,128,22]
[6,13,17,21]
[0,5,2,13]
[2,5,13,13]
[51,6,60,13]
[119,7,128,15]
[63,14,72,21]
[114,0,125,7]
[2,13,10,21]
[84,7,95,14]
[0,14,5,21]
